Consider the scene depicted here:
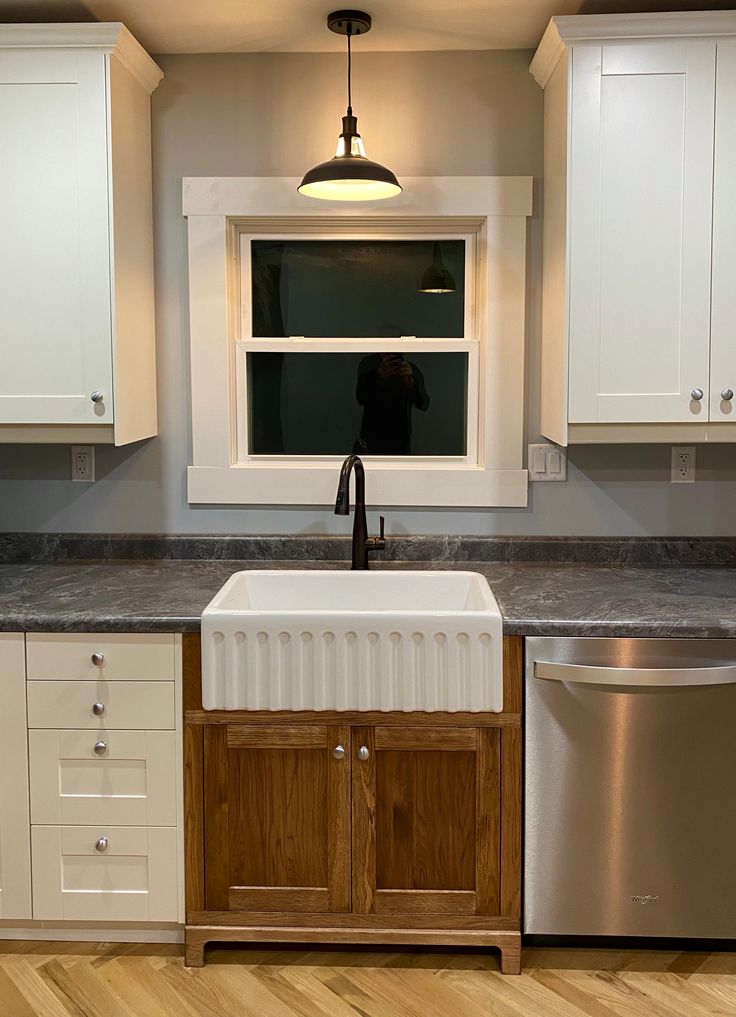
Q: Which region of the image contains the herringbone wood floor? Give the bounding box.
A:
[0,941,734,1017]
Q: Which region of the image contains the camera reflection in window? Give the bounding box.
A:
[354,353,431,455]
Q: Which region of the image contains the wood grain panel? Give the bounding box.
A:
[203,725,229,911]
[502,636,523,714]
[476,728,501,915]
[500,726,521,918]
[227,726,327,749]
[188,909,520,930]
[187,709,520,727]
[182,632,202,712]
[228,745,328,888]
[413,749,476,891]
[228,887,329,912]
[183,722,204,913]
[351,726,376,914]
[327,725,351,912]
[375,889,476,915]
[376,727,478,751]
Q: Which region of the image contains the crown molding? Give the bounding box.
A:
[531,11,736,87]
[0,23,163,93]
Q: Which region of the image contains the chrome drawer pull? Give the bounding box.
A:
[93,741,108,756]
[91,652,105,667]
[95,837,109,853]
[92,702,105,717]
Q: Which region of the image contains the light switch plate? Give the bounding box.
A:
[528,443,567,482]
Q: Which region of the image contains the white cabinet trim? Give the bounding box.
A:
[0,634,31,920]
[184,175,532,507]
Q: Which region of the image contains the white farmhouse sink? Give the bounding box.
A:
[201,570,503,713]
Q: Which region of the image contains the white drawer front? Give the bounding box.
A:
[26,633,176,681]
[32,825,179,922]
[30,729,177,827]
[27,681,175,730]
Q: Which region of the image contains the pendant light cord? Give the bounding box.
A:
[346,25,353,115]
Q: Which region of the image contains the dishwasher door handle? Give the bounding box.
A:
[534,660,736,687]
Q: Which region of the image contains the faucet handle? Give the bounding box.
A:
[379,515,385,541]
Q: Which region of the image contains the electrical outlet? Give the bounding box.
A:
[671,445,695,484]
[528,443,567,481]
[71,445,95,483]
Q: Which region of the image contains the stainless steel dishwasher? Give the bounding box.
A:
[525,637,736,938]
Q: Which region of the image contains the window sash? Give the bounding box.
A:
[236,228,481,468]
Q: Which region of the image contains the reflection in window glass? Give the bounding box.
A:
[251,240,465,338]
[248,352,467,456]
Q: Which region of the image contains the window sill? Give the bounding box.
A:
[187,464,528,508]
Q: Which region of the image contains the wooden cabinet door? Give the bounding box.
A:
[351,726,501,917]
[710,38,736,422]
[0,49,113,425]
[203,724,351,914]
[568,40,715,424]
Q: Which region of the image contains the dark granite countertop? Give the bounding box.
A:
[1,557,735,638]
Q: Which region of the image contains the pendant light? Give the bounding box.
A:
[418,242,457,293]
[298,10,402,202]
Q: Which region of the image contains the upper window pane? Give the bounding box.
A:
[250,239,465,338]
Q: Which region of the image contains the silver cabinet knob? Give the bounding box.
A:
[91,652,105,667]
[95,837,109,853]
[92,702,105,717]
[332,744,345,760]
[91,391,104,403]
[357,745,370,761]
[721,388,734,401]
[691,388,704,401]
[93,741,108,756]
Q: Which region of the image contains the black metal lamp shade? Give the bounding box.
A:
[419,242,457,293]
[298,115,401,201]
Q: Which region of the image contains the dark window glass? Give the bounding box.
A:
[251,240,465,338]
[248,352,467,456]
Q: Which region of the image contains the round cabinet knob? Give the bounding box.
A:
[90,391,104,403]
[721,388,734,401]
[95,837,109,853]
[332,744,345,760]
[357,746,370,761]
[91,652,105,667]
[93,741,108,756]
[691,388,704,401]
[92,702,105,717]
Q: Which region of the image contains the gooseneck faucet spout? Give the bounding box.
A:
[334,454,386,570]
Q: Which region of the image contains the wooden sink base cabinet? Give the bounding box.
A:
[183,634,522,973]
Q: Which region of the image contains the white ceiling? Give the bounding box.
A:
[0,0,730,53]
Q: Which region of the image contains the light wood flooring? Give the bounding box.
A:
[0,940,734,1017]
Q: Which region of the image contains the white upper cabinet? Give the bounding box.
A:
[531,13,736,443]
[0,25,162,444]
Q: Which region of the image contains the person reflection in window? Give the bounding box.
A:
[354,353,430,455]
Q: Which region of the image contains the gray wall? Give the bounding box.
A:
[1,49,735,536]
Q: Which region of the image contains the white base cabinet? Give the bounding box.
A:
[531,12,736,444]
[0,632,183,931]
[0,634,32,919]
[0,25,163,445]
[32,826,179,922]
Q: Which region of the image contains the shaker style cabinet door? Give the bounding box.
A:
[0,49,113,424]
[0,634,31,919]
[203,724,351,914]
[567,40,716,423]
[350,726,503,918]
[710,38,736,422]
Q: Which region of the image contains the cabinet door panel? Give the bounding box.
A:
[352,726,501,917]
[710,38,736,421]
[0,49,112,424]
[203,724,350,913]
[0,634,31,919]
[568,40,715,423]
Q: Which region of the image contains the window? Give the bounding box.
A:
[184,176,531,506]
[239,234,476,463]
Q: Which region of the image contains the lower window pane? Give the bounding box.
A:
[247,352,468,456]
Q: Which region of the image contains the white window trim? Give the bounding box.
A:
[183,176,532,507]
